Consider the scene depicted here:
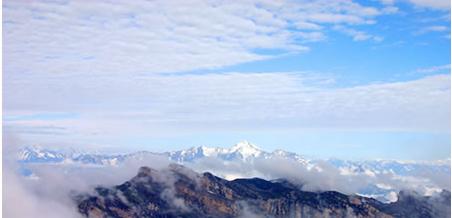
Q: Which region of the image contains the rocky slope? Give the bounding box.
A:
[75,164,450,218]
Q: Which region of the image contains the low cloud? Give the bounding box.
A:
[3,168,82,218]
[185,155,450,197]
[3,134,450,217]
[3,157,175,218]
[3,134,174,218]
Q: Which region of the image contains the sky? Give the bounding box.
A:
[3,0,451,160]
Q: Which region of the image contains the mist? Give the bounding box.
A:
[185,155,450,198]
[3,134,175,218]
[3,133,450,217]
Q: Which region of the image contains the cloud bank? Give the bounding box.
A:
[3,134,449,217]
[5,73,450,142]
[185,155,450,198]
[3,135,174,218]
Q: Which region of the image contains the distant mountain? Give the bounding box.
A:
[18,141,292,164]
[16,141,321,173]
[18,146,67,163]
[76,164,451,218]
[17,141,450,202]
[327,158,451,177]
[168,141,264,162]
[18,146,128,165]
[167,141,311,166]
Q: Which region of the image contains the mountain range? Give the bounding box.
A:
[75,164,451,218]
[17,141,450,202]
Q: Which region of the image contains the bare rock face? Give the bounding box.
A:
[76,164,450,218]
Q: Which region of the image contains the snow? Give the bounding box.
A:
[223,173,247,181]
[228,140,262,158]
[386,191,398,202]
[37,152,45,158]
[16,141,451,204]
[200,146,219,157]
[364,169,376,177]
[376,183,393,190]
[173,141,264,161]
[47,153,56,158]
[338,167,357,176]
[424,187,442,196]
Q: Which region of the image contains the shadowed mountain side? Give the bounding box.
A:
[75,164,450,218]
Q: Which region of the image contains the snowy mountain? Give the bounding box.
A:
[18,146,127,166]
[17,141,305,166]
[76,164,451,218]
[327,158,451,177]
[17,141,450,176]
[17,141,450,179]
[16,141,450,202]
[168,141,264,162]
[18,146,66,163]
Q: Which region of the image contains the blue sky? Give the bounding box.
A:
[3,0,451,160]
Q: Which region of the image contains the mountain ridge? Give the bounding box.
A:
[76,164,451,218]
[18,141,450,165]
[17,141,451,203]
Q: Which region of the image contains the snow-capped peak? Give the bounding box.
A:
[18,146,66,163]
[272,149,290,156]
[199,146,220,156]
[228,141,262,158]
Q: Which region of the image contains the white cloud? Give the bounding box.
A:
[333,25,383,42]
[4,0,382,76]
[3,168,83,218]
[185,155,450,197]
[293,21,323,30]
[409,0,451,10]
[297,31,327,42]
[3,135,174,218]
[4,73,450,145]
[425,26,448,31]
[415,64,451,74]
[3,0,450,147]
[380,0,396,5]
[416,25,449,35]
[382,6,399,14]
[379,0,449,11]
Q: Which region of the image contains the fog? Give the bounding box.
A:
[3,134,175,218]
[185,156,450,198]
[3,135,450,217]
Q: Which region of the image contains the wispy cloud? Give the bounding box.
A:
[379,0,450,10]
[5,73,450,145]
[4,0,383,76]
[416,25,450,35]
[333,25,383,42]
[408,0,451,10]
[297,32,327,42]
[3,0,451,149]
[415,64,451,74]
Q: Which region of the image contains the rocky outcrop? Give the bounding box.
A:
[76,164,450,218]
